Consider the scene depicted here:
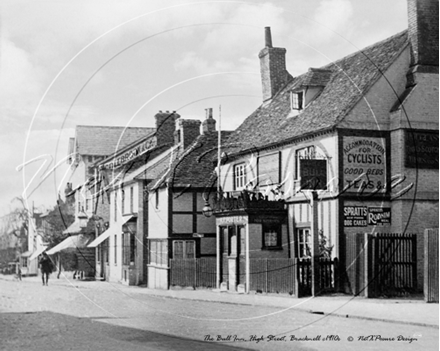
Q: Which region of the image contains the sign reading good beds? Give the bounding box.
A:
[342,136,386,194]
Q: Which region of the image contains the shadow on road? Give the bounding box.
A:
[0,311,252,351]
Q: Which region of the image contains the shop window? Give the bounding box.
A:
[220,227,229,254]
[297,228,311,258]
[114,192,118,222]
[121,189,125,215]
[173,240,195,259]
[104,239,109,264]
[155,190,159,209]
[238,226,245,256]
[295,146,315,179]
[234,163,246,190]
[262,222,282,250]
[97,245,101,263]
[130,186,134,213]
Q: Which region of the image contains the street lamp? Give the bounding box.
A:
[202,200,213,218]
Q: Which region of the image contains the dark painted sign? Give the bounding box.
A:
[405,130,439,169]
[300,159,327,190]
[367,207,391,225]
[343,206,368,227]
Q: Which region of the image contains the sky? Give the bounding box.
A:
[0,0,408,215]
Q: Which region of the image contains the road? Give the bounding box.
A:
[0,276,437,350]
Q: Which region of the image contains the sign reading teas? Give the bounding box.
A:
[342,136,386,194]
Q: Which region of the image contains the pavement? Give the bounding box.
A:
[1,273,438,329]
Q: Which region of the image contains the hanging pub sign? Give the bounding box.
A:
[300,159,327,190]
[405,130,439,169]
[342,136,386,194]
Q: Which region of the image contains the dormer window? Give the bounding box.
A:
[291,91,303,110]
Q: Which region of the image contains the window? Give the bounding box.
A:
[262,222,282,249]
[291,91,303,110]
[21,258,27,268]
[221,227,229,254]
[104,239,109,264]
[295,146,315,179]
[121,189,125,215]
[234,163,246,190]
[149,240,168,266]
[238,226,245,256]
[130,187,134,213]
[122,233,135,265]
[97,244,101,263]
[297,228,311,258]
[173,240,195,259]
[85,199,90,211]
[155,190,159,209]
[114,192,117,222]
[114,234,117,264]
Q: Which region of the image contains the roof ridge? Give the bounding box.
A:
[76,125,154,129]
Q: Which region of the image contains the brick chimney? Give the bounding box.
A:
[408,0,439,69]
[155,110,180,146]
[202,108,216,134]
[174,119,201,149]
[259,27,290,102]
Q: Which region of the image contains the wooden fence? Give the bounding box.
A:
[170,258,216,289]
[249,258,295,294]
[424,228,439,303]
[345,233,417,297]
[296,257,338,297]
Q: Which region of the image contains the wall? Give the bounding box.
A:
[148,188,169,239]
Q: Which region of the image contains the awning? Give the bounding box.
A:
[29,246,48,261]
[87,216,133,248]
[46,234,93,255]
[20,251,33,257]
[63,220,82,235]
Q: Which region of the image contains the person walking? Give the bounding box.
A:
[39,252,53,286]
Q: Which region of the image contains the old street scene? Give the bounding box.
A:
[0,1,438,350]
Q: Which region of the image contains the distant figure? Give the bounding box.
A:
[39,252,53,286]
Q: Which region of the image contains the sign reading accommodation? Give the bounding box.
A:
[405,130,439,169]
[342,136,386,194]
[300,159,327,190]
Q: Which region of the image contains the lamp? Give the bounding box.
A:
[202,200,213,218]
[78,207,88,228]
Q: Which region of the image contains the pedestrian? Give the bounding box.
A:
[39,252,53,286]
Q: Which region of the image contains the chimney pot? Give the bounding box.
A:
[205,108,213,119]
[265,27,273,48]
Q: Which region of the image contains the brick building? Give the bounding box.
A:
[214,0,438,295]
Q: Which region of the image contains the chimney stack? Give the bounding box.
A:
[407,0,439,69]
[259,27,290,102]
[174,119,201,149]
[155,111,180,146]
[202,108,216,134]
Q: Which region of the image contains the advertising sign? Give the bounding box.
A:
[405,130,439,169]
[342,136,386,194]
[343,206,368,227]
[367,207,391,225]
[300,159,327,190]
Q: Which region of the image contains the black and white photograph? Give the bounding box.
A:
[0,0,438,350]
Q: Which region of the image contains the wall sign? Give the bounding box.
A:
[343,206,368,227]
[367,207,391,225]
[344,206,391,227]
[342,136,386,193]
[300,159,327,190]
[405,130,439,169]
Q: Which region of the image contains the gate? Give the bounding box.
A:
[295,257,338,297]
[345,233,417,297]
[424,228,439,303]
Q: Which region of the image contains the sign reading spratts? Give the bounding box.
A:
[343,206,391,227]
[300,159,327,190]
[343,206,368,227]
[342,136,386,194]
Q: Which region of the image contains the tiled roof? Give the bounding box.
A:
[75,125,155,156]
[225,31,409,156]
[149,131,233,190]
[134,152,173,181]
